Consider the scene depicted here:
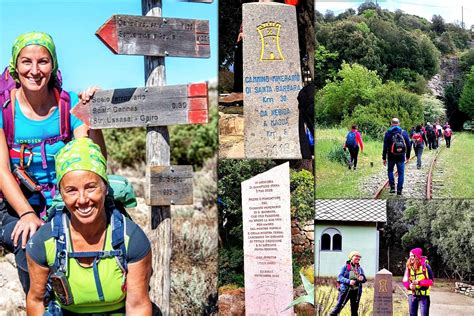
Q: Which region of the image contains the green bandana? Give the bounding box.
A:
[8,32,58,82]
[55,138,107,186]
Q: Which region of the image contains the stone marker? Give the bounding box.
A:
[241,162,293,315]
[243,3,302,159]
[373,269,393,316]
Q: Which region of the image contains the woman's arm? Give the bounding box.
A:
[0,129,42,248]
[74,86,107,158]
[126,250,152,315]
[26,253,49,314]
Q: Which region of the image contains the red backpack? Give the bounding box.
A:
[412,132,423,146]
[444,128,452,137]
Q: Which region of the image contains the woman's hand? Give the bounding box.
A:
[79,86,101,104]
[237,32,244,43]
[11,212,43,249]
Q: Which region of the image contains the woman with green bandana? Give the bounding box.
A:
[26,138,152,315]
[0,31,106,294]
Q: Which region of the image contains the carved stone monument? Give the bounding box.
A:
[241,162,293,315]
[373,269,393,316]
[243,3,302,159]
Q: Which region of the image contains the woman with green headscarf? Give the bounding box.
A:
[0,31,106,295]
[26,138,152,315]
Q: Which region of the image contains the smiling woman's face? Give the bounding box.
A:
[60,170,107,225]
[15,45,52,92]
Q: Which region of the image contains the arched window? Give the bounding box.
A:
[333,233,342,251]
[321,233,331,250]
[321,228,342,251]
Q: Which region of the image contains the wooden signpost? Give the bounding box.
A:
[146,165,193,205]
[92,0,212,314]
[96,15,210,57]
[71,83,208,128]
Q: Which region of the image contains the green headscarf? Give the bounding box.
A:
[55,138,108,186]
[8,31,58,82]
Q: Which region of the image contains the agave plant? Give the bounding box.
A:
[283,271,315,311]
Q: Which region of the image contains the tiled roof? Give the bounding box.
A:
[315,199,387,223]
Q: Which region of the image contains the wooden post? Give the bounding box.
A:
[142,1,171,315]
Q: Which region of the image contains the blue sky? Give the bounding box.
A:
[0,0,217,92]
[316,0,474,30]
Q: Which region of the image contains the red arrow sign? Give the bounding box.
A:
[96,15,210,58]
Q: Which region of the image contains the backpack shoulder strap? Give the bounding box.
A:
[56,89,72,143]
[2,89,17,148]
[111,208,128,273]
[51,206,69,274]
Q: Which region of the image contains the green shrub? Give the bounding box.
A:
[290,169,315,222]
[104,102,218,169]
[326,143,348,165]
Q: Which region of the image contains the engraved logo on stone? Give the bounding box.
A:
[379,279,388,293]
[257,22,284,61]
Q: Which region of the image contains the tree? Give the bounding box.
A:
[422,94,446,124]
[314,45,339,89]
[431,14,446,35]
[459,66,474,119]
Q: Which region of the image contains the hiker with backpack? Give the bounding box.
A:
[329,251,367,316]
[382,118,411,195]
[343,125,364,170]
[435,122,443,148]
[443,124,453,148]
[26,138,152,315]
[0,32,105,295]
[411,125,427,169]
[402,248,434,316]
[425,123,437,150]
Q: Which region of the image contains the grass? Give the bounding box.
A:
[316,284,409,315]
[315,128,385,198]
[433,132,474,198]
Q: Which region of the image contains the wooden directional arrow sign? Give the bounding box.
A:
[96,15,210,58]
[145,165,194,205]
[71,83,208,129]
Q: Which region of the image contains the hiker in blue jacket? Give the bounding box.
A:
[329,251,367,316]
[382,118,411,196]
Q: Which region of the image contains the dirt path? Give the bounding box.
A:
[430,287,474,315]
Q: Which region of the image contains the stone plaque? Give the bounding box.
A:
[241,162,293,315]
[243,3,302,159]
[374,269,393,316]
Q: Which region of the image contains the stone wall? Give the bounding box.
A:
[455,282,474,298]
[291,219,314,254]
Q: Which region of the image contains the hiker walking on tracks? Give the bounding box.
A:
[402,248,434,316]
[382,118,411,195]
[329,251,367,316]
[0,32,105,295]
[443,124,453,148]
[425,123,437,150]
[344,125,364,170]
[411,125,427,169]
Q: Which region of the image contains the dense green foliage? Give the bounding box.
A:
[218,160,314,286]
[315,4,460,90]
[422,94,447,125]
[460,66,474,118]
[401,200,473,280]
[316,63,425,139]
[103,104,218,169]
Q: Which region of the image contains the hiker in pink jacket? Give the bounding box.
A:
[402,248,434,316]
[344,125,364,170]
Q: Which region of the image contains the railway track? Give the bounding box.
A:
[373,139,452,199]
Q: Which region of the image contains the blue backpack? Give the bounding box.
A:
[345,131,357,148]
